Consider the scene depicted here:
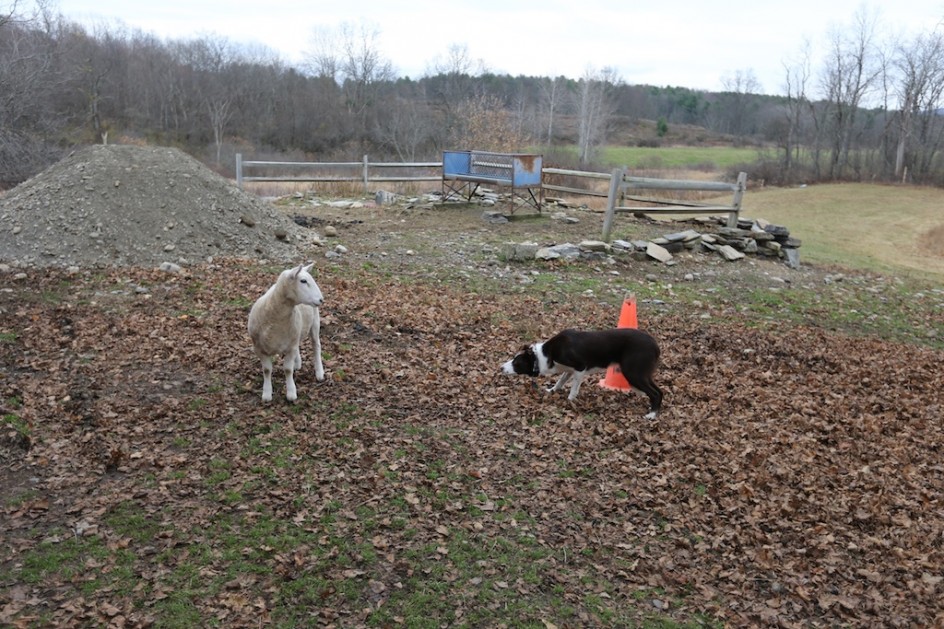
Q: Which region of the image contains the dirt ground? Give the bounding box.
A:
[1,181,943,626]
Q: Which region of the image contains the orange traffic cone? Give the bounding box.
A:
[599,295,637,391]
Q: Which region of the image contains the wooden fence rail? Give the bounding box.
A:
[541,167,612,197]
[235,155,747,242]
[236,154,441,192]
[602,169,747,241]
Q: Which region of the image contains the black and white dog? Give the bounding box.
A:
[501,328,664,419]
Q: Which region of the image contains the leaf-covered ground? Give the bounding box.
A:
[1,250,942,627]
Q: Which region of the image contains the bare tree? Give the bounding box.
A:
[177,35,242,164]
[374,95,434,161]
[303,25,340,82]
[62,21,132,144]
[0,0,63,183]
[780,41,813,178]
[303,20,395,148]
[426,43,486,112]
[818,7,884,179]
[337,21,394,119]
[890,29,944,181]
[575,66,618,166]
[715,68,762,138]
[539,76,567,145]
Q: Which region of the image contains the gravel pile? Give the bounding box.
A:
[0,145,317,268]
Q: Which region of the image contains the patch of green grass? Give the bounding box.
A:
[3,412,29,438]
[187,397,208,411]
[17,528,113,586]
[105,501,161,543]
[0,331,17,342]
[227,295,254,309]
[4,489,38,508]
[602,145,759,170]
[206,458,232,486]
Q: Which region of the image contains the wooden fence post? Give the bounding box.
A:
[363,155,369,194]
[728,171,747,228]
[236,153,243,189]
[601,167,625,242]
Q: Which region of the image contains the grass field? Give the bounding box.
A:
[601,145,760,170]
[738,183,944,279]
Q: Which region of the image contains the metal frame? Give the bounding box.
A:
[442,150,543,212]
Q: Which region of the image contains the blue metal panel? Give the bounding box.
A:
[442,151,471,176]
[512,154,542,186]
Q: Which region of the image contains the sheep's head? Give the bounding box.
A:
[283,262,324,307]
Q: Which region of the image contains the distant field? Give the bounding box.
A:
[737,183,944,279]
[601,145,760,170]
[543,145,761,171]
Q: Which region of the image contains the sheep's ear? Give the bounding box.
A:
[303,262,314,274]
[291,264,304,278]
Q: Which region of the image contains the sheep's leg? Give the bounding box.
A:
[283,350,298,402]
[261,356,274,402]
[311,319,325,381]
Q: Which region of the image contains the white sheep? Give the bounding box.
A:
[248,263,325,402]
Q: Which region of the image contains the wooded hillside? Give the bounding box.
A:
[2,4,943,188]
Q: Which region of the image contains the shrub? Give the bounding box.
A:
[656,117,669,138]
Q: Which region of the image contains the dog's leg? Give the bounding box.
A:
[549,372,571,393]
[567,371,586,401]
[623,367,664,419]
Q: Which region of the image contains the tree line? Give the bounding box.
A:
[2,2,943,188]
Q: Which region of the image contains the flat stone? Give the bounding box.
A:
[375,190,398,205]
[784,248,801,269]
[539,243,581,259]
[719,226,752,239]
[663,229,701,242]
[646,242,673,263]
[764,224,791,240]
[578,240,609,252]
[500,241,539,261]
[718,244,745,261]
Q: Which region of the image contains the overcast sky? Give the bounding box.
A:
[54,0,944,95]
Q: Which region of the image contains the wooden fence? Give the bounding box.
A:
[603,169,747,241]
[541,167,612,198]
[235,155,747,242]
[235,154,440,192]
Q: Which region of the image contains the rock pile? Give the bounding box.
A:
[636,217,802,268]
[501,216,802,268]
[0,145,318,269]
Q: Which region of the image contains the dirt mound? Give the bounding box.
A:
[0,145,318,268]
